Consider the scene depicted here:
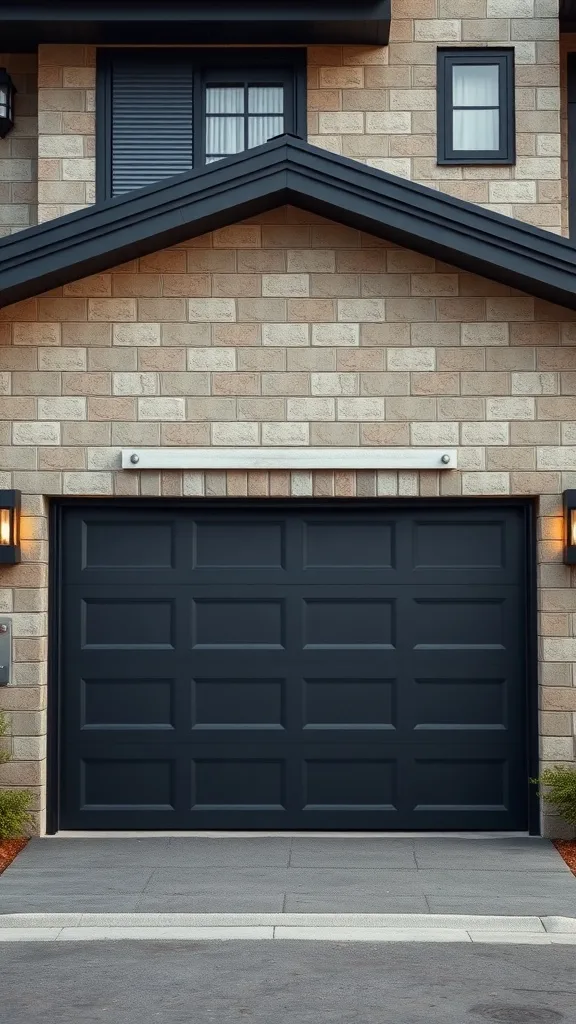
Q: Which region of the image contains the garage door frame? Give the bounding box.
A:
[46,496,539,835]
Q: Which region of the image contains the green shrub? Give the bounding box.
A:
[532,766,576,829]
[0,710,34,838]
[0,789,33,840]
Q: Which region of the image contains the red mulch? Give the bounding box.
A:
[0,838,28,874]
[554,839,576,876]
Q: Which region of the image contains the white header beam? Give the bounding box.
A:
[122,448,457,471]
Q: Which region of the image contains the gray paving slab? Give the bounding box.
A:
[134,895,286,913]
[166,837,291,866]
[414,839,569,872]
[412,869,576,898]
[11,839,172,869]
[427,896,576,916]
[413,837,554,852]
[289,839,417,868]
[0,868,153,895]
[13,837,292,868]
[0,897,143,914]
[142,866,289,894]
[284,894,431,913]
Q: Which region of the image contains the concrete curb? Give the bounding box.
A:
[0,913,575,943]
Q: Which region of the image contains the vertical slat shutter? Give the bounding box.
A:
[111,57,194,196]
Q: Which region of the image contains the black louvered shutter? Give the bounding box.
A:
[110,57,194,196]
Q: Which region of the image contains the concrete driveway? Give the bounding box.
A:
[1,836,575,917]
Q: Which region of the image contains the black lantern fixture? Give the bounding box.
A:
[0,68,16,139]
[0,490,21,564]
[563,490,576,565]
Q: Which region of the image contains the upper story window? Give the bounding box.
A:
[437,49,515,166]
[96,50,305,200]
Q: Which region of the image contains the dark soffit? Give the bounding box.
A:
[0,1,391,47]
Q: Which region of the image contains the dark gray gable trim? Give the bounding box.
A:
[3,134,576,309]
[0,1,391,48]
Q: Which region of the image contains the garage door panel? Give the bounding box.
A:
[58,501,530,831]
[407,509,525,584]
[410,676,509,732]
[62,510,187,585]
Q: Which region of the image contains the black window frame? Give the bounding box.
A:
[96,48,307,201]
[437,48,515,166]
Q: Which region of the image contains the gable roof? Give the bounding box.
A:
[2,134,576,310]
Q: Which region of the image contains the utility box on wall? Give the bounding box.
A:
[0,619,11,685]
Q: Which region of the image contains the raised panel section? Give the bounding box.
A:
[192,678,284,729]
[81,759,175,809]
[194,520,285,569]
[304,678,395,730]
[192,599,284,648]
[413,521,505,570]
[303,520,393,568]
[83,520,174,569]
[303,599,394,648]
[414,678,506,730]
[192,760,285,809]
[413,758,507,810]
[81,678,174,730]
[413,599,504,649]
[81,599,174,648]
[304,759,396,809]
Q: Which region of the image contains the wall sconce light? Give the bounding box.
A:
[563,490,576,565]
[0,68,16,139]
[0,489,21,564]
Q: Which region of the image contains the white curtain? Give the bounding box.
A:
[206,87,244,161]
[248,86,283,147]
[205,85,284,161]
[452,65,499,151]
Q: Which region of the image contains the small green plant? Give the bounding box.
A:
[0,711,33,839]
[532,765,576,830]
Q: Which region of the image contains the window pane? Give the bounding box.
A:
[453,64,499,108]
[248,86,284,114]
[453,107,499,151]
[206,87,244,114]
[248,115,284,148]
[205,116,244,157]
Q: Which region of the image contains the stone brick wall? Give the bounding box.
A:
[37,45,95,224]
[560,33,576,236]
[35,2,563,230]
[309,0,561,231]
[0,206,575,833]
[0,53,38,236]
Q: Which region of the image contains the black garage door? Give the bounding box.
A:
[55,501,531,831]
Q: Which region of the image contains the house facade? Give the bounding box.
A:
[0,0,575,835]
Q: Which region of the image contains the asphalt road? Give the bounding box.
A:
[0,941,573,1024]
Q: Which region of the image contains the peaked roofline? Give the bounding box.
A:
[2,134,576,310]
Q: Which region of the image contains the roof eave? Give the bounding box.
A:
[2,135,576,310]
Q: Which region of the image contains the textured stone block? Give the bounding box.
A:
[212,422,259,446]
[13,422,60,446]
[311,373,359,396]
[138,397,186,421]
[337,397,385,420]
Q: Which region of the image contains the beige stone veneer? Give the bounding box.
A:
[0,206,575,833]
[35,1,563,229]
[0,52,38,237]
